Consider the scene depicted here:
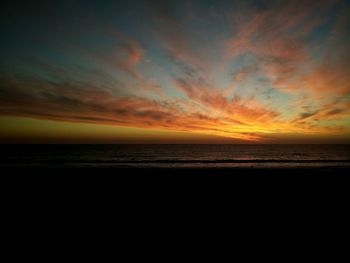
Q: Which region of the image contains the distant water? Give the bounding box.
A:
[1,144,350,169]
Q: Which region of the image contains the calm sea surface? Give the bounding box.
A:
[1,144,350,168]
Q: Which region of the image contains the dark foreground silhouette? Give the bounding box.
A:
[1,144,349,195]
[2,166,349,207]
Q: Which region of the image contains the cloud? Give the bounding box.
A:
[227,0,338,94]
[113,35,144,79]
[175,76,280,123]
[1,0,349,142]
[0,68,284,141]
[1,60,348,142]
[148,0,209,75]
[71,32,145,80]
[224,0,350,133]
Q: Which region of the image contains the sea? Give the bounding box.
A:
[1,144,349,169]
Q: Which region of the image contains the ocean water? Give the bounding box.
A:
[1,144,349,168]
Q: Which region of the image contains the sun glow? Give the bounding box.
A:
[0,0,349,143]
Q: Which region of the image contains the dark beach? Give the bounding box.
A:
[2,144,349,203]
[2,144,349,179]
[3,166,349,204]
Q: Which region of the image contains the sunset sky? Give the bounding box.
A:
[1,0,350,143]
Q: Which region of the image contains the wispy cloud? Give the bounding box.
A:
[0,0,349,142]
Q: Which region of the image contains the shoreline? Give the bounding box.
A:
[2,166,349,175]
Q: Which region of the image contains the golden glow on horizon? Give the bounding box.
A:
[1,116,349,144]
[0,117,235,143]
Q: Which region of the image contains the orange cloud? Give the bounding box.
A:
[1,0,349,143]
[227,0,337,94]
[0,69,284,141]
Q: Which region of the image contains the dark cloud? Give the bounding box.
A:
[297,111,319,121]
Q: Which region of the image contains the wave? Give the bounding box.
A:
[12,159,349,164]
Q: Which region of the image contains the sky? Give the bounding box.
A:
[0,0,350,143]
